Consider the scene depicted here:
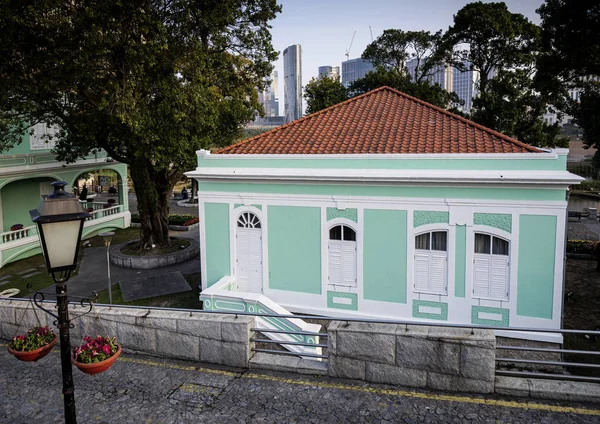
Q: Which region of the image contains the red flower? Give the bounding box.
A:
[102,345,111,355]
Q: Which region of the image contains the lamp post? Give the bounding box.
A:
[30,181,90,424]
[98,232,114,304]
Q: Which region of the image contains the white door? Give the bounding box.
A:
[236,212,263,293]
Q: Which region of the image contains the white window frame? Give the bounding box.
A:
[327,222,358,288]
[413,230,448,295]
[29,123,58,151]
[472,232,510,301]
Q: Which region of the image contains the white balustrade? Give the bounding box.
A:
[85,205,122,221]
[0,226,36,244]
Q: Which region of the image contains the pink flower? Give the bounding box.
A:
[84,336,92,343]
[102,345,111,355]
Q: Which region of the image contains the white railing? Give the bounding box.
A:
[85,205,123,221]
[81,201,113,211]
[0,225,36,244]
[201,276,323,359]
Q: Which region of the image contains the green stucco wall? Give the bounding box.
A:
[363,209,407,303]
[454,225,467,298]
[268,206,321,294]
[1,178,49,232]
[204,203,230,287]
[198,155,565,171]
[198,182,565,202]
[517,215,557,319]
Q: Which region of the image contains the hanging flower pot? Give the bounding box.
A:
[72,336,121,375]
[8,326,58,362]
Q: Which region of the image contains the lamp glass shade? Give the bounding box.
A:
[40,220,82,269]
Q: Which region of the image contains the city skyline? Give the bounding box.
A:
[268,0,543,115]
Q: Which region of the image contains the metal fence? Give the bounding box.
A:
[3,297,600,382]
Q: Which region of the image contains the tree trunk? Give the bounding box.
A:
[129,158,174,249]
[189,178,198,204]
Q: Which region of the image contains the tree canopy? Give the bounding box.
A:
[0,0,280,248]
[442,1,566,147]
[304,76,349,115]
[537,0,600,151]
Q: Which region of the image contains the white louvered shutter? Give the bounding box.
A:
[490,256,509,300]
[236,228,251,292]
[473,255,491,298]
[248,229,263,293]
[341,241,357,287]
[328,240,342,285]
[430,253,447,294]
[414,252,431,292]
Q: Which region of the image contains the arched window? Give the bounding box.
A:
[237,212,261,229]
[473,233,509,300]
[414,231,447,294]
[328,225,357,287]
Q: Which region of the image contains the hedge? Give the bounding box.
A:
[130,213,196,226]
[567,240,599,255]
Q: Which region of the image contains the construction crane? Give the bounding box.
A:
[345,30,356,61]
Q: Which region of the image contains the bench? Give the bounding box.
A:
[568,211,582,221]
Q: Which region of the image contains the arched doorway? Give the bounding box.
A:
[235,211,263,293]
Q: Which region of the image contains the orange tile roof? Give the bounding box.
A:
[216,86,542,155]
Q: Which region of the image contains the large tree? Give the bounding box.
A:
[537,0,600,150]
[362,29,443,83]
[0,0,280,249]
[304,76,348,115]
[348,68,463,111]
[442,1,565,147]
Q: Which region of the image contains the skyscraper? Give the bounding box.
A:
[341,58,374,87]
[284,44,302,122]
[258,71,279,117]
[453,64,480,113]
[318,66,340,80]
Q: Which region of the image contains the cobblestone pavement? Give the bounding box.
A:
[568,219,600,241]
[1,347,599,424]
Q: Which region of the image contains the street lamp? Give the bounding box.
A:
[98,231,115,304]
[30,181,90,424]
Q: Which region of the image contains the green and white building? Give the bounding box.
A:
[189,87,582,341]
[0,123,130,268]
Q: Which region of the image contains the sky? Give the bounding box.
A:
[268,0,544,115]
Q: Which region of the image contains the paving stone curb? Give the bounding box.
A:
[109,237,199,269]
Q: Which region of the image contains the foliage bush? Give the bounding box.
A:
[130,213,196,226]
[168,214,196,225]
[567,240,599,255]
[577,180,600,192]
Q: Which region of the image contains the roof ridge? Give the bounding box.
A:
[215,86,391,154]
[379,86,541,153]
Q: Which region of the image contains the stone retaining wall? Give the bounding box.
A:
[328,321,496,393]
[0,300,253,368]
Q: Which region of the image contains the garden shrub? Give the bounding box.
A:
[567,240,599,254]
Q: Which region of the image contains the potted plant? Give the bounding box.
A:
[72,335,121,375]
[10,223,24,231]
[8,325,58,362]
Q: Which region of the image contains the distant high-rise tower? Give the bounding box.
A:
[318,66,340,80]
[453,64,480,113]
[258,71,279,117]
[284,44,303,122]
[341,58,374,87]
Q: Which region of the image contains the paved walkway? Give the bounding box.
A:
[1,347,598,423]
